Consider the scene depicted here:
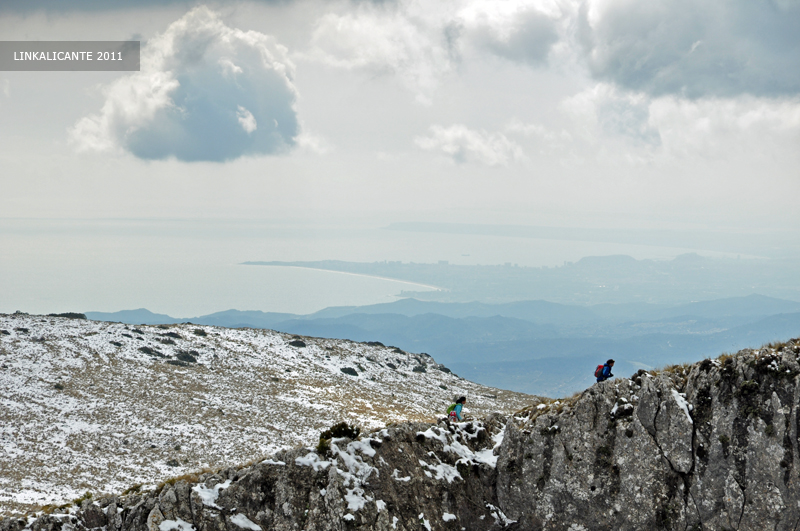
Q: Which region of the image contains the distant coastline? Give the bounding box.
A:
[241,262,443,291]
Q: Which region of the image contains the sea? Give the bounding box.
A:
[0,218,748,317]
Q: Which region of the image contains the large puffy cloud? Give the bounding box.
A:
[458,0,563,66]
[470,9,559,65]
[305,0,561,102]
[579,0,800,98]
[415,124,525,166]
[307,2,458,104]
[71,6,299,162]
[307,0,800,100]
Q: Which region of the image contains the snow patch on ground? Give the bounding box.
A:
[0,314,533,514]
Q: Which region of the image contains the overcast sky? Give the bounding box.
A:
[1,0,799,236]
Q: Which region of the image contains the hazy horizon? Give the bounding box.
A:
[2,0,799,318]
[3,216,799,317]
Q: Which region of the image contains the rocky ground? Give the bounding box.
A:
[0,313,534,516]
[5,336,800,529]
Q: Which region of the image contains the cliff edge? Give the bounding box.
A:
[4,338,800,530]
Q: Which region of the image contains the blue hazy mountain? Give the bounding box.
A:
[86,294,800,395]
[85,308,183,325]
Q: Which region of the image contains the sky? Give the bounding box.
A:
[1,0,799,314]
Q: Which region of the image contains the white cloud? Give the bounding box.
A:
[306,2,457,104]
[294,130,333,155]
[415,124,525,166]
[649,95,800,160]
[307,0,800,100]
[70,6,298,162]
[236,106,257,134]
[304,0,562,103]
[460,2,561,66]
[562,83,661,146]
[559,82,800,166]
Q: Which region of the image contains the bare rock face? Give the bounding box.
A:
[496,341,800,530]
[5,340,800,530]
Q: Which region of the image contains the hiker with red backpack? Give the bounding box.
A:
[595,359,615,383]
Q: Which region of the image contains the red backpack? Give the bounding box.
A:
[594,364,604,378]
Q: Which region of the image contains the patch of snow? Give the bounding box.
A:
[671,389,693,424]
[347,438,377,458]
[419,457,461,483]
[376,500,386,511]
[419,513,432,531]
[295,453,331,471]
[159,519,196,531]
[229,514,261,531]
[191,480,231,509]
[486,503,517,527]
[391,469,411,482]
[443,513,457,522]
[416,427,448,444]
[344,487,372,512]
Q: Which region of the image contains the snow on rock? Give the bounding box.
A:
[229,514,261,531]
[0,313,533,515]
[670,389,693,424]
[191,480,231,509]
[159,519,196,531]
[11,342,800,531]
[294,453,331,472]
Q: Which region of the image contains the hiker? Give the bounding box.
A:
[595,359,615,382]
[447,396,467,422]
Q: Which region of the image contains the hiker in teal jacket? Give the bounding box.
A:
[448,396,467,422]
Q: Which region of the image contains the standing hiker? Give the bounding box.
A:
[595,359,615,383]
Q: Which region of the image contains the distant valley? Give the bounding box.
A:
[87,294,800,396]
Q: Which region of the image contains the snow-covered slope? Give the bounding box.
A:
[0,313,534,516]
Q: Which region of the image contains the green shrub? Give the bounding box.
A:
[316,438,331,457]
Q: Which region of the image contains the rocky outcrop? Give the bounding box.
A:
[497,340,800,530]
[5,340,800,530]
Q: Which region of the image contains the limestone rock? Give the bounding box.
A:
[6,339,800,530]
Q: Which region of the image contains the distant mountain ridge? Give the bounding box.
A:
[87,293,800,325]
[86,295,800,395]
